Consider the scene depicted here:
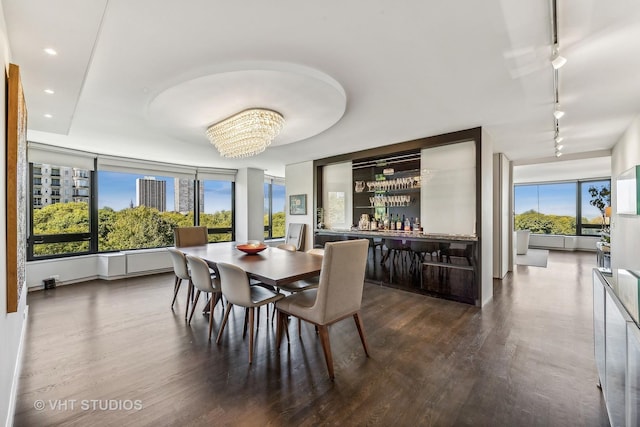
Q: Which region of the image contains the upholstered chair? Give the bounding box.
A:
[174,226,208,247]
[167,248,191,315]
[185,255,223,340]
[276,243,297,252]
[215,262,284,364]
[275,239,370,379]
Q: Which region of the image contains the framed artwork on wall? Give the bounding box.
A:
[289,194,307,215]
[5,63,28,313]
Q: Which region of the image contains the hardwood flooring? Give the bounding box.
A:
[14,251,609,426]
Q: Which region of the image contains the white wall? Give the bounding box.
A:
[285,161,314,251]
[0,6,28,426]
[235,167,265,243]
[480,130,494,306]
[493,153,510,279]
[611,114,640,271]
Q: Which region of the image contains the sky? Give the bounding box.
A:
[514,181,610,220]
[98,171,285,214]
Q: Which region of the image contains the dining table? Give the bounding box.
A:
[177,241,323,287]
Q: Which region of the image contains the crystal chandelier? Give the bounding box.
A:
[206,108,285,158]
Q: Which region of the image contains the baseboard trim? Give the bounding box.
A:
[5,304,29,427]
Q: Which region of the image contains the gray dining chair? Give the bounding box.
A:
[276,243,297,251]
[215,262,284,364]
[276,239,370,379]
[167,248,191,315]
[186,255,223,340]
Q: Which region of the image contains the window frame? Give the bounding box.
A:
[514,177,611,237]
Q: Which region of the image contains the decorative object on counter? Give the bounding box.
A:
[316,207,325,229]
[354,181,365,193]
[236,241,268,255]
[206,108,284,158]
[289,194,307,215]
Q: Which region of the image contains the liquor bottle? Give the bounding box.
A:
[390,215,396,231]
[397,214,403,231]
[371,216,377,230]
[383,214,389,230]
[413,216,421,232]
[404,215,411,232]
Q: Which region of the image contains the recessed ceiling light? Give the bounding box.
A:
[44,89,55,94]
[44,48,57,56]
[44,113,53,118]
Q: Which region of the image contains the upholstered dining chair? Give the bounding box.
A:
[215,262,284,364]
[174,226,210,317]
[274,247,325,331]
[186,255,223,340]
[275,238,370,379]
[276,243,297,251]
[174,226,208,247]
[167,248,191,313]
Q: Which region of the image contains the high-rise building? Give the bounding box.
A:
[174,178,204,214]
[136,177,166,212]
[32,163,90,209]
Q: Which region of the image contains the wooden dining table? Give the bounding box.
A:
[178,242,323,287]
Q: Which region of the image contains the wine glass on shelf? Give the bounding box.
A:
[367,181,373,192]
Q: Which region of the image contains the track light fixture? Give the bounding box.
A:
[553,104,565,119]
[551,46,567,69]
[554,135,563,144]
[555,150,563,157]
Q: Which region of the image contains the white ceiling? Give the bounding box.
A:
[3,0,640,177]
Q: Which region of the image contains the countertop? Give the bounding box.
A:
[315,228,478,242]
[597,268,640,328]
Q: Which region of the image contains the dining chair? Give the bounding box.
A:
[167,248,191,315]
[275,239,370,379]
[275,247,325,331]
[174,226,208,247]
[276,243,297,251]
[215,262,284,364]
[284,223,305,250]
[174,226,210,317]
[186,255,223,340]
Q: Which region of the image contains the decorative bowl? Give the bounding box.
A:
[236,242,267,255]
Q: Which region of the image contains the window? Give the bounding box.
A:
[514,179,611,236]
[199,180,234,242]
[28,163,92,258]
[27,143,238,259]
[264,178,285,239]
[579,179,611,236]
[97,171,194,251]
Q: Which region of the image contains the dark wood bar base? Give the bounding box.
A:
[315,230,478,305]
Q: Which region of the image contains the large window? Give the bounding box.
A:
[199,180,234,242]
[97,171,195,251]
[27,144,238,259]
[514,179,610,236]
[28,163,92,258]
[264,178,285,239]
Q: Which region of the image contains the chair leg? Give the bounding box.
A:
[207,294,215,340]
[216,303,233,344]
[248,307,255,364]
[243,308,249,338]
[317,325,335,380]
[185,280,193,320]
[171,277,182,309]
[353,312,370,357]
[298,318,302,338]
[188,290,201,324]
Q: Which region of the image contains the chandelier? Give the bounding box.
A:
[206,108,285,158]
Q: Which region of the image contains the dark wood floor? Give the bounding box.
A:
[14,251,609,426]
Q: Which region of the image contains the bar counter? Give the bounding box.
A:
[315,229,479,305]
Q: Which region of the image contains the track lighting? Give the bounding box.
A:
[555,150,563,157]
[551,46,567,69]
[555,135,563,144]
[553,106,565,119]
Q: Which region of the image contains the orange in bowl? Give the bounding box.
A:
[236,242,267,255]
